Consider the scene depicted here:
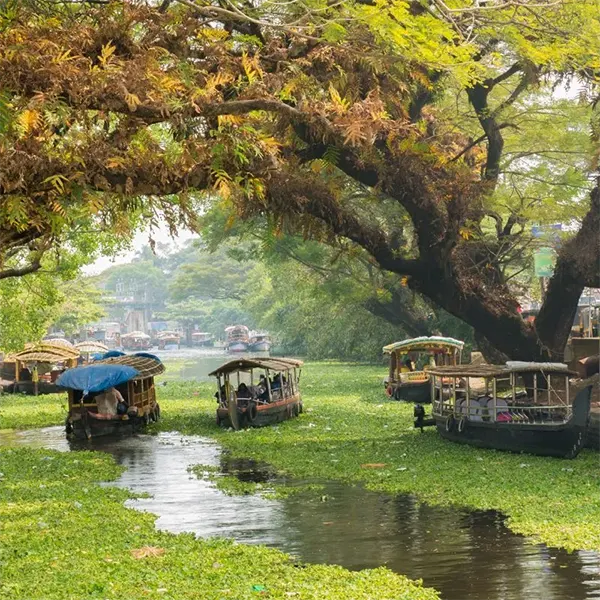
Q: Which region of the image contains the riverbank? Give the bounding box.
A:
[0,445,437,600]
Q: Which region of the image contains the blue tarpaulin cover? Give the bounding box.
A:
[103,350,125,359]
[56,364,139,394]
[133,352,161,362]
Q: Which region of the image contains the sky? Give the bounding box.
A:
[82,222,196,275]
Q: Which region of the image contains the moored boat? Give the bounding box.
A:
[191,332,214,347]
[210,357,303,429]
[121,331,151,351]
[415,362,592,459]
[58,352,164,440]
[249,332,271,352]
[226,325,250,353]
[157,331,181,350]
[383,336,464,402]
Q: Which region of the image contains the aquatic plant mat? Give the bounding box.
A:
[0,447,438,600]
[1,362,600,557]
[153,364,600,553]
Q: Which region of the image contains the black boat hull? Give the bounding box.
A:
[587,408,600,450]
[390,381,431,403]
[435,418,587,458]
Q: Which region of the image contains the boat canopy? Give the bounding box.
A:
[102,350,125,359]
[14,343,80,363]
[57,364,139,393]
[428,362,574,378]
[209,357,303,377]
[383,336,465,354]
[75,341,108,353]
[100,353,165,378]
[122,331,150,339]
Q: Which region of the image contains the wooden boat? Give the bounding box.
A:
[75,341,109,363]
[191,332,214,347]
[210,357,303,429]
[249,332,271,352]
[157,331,180,350]
[383,336,464,402]
[3,343,80,395]
[415,362,592,459]
[226,325,250,353]
[58,352,164,440]
[121,331,151,351]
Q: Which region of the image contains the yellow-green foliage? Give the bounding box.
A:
[0,447,438,600]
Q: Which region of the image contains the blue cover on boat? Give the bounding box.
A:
[103,350,125,358]
[91,353,104,361]
[56,364,139,393]
[133,352,162,362]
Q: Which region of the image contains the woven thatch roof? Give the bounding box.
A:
[209,357,303,376]
[75,341,109,353]
[42,338,74,348]
[429,362,574,378]
[98,354,165,378]
[121,331,150,339]
[383,336,464,354]
[14,343,79,363]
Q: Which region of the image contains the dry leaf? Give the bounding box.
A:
[131,546,165,559]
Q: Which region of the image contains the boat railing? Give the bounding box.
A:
[433,397,572,424]
[399,372,429,383]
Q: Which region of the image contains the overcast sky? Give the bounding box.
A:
[82,222,196,275]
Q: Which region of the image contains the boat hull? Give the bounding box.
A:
[249,341,271,352]
[67,405,160,440]
[228,342,248,353]
[217,394,302,428]
[587,408,600,449]
[434,417,588,458]
[2,381,63,395]
[389,380,431,403]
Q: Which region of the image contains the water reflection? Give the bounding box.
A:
[1,426,599,600]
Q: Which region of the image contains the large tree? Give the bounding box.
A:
[1,0,599,360]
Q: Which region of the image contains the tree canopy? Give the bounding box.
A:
[1,0,599,359]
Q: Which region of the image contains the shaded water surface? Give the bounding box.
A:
[2,427,599,600]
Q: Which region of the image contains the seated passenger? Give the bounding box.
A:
[400,360,413,373]
[237,383,252,399]
[96,387,124,416]
[271,374,281,390]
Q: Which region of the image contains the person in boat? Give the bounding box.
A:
[237,383,252,399]
[214,384,226,403]
[95,387,125,416]
[400,359,414,373]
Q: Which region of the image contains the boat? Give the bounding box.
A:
[191,332,214,347]
[121,331,151,351]
[210,357,304,429]
[383,336,464,402]
[225,325,250,353]
[414,362,592,459]
[58,352,164,440]
[156,331,180,350]
[2,343,80,395]
[249,332,271,352]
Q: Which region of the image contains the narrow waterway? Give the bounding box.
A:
[2,426,599,600]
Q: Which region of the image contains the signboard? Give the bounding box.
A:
[534,247,556,278]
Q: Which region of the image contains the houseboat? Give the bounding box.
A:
[157,331,181,350]
[383,336,464,402]
[415,362,592,459]
[75,341,108,363]
[121,331,151,351]
[58,352,164,440]
[2,343,80,395]
[210,357,303,429]
[249,332,272,353]
[191,332,214,347]
[226,325,250,353]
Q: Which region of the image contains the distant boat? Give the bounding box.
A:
[249,332,271,352]
[156,331,180,350]
[226,325,249,353]
[121,331,151,351]
[191,332,214,347]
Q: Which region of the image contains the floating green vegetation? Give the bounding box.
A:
[0,447,438,600]
[190,463,325,499]
[0,391,67,430]
[154,362,600,553]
